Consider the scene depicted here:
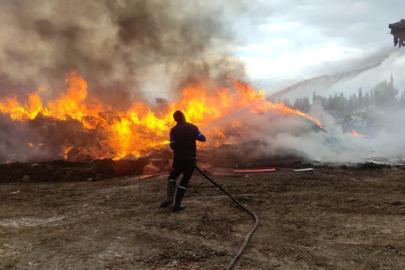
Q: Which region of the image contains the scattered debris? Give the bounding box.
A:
[10,190,20,195]
[233,174,249,178]
[255,166,279,170]
[294,168,314,172]
[234,168,276,173]
[143,164,161,174]
[139,174,161,180]
[357,162,391,170]
[31,163,39,168]
[22,175,31,182]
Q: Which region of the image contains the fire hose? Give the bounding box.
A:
[195,166,260,270]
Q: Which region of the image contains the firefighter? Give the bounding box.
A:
[160,110,206,212]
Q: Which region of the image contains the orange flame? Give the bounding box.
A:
[233,81,323,128]
[351,129,368,138]
[0,71,323,161]
[63,146,74,160]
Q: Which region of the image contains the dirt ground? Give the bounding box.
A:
[1,166,405,270]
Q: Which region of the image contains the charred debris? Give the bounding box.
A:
[1,141,401,183]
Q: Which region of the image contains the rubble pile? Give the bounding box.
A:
[197,141,311,168]
[0,159,115,182]
[0,140,312,182]
[0,149,174,182]
[356,162,392,170]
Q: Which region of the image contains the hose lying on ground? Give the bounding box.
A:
[195,166,260,270]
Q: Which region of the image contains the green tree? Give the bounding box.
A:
[364,92,370,108]
[373,81,398,108]
[358,87,363,108]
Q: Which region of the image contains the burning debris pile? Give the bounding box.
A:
[0,141,310,183]
[2,1,402,170]
[0,0,286,165]
[2,140,400,183]
[0,71,323,164]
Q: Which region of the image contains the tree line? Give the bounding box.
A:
[282,79,405,118]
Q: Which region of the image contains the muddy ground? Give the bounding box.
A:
[1,166,405,270]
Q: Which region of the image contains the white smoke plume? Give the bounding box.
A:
[269,47,396,101]
[218,101,405,164]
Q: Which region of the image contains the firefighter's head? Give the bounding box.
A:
[173,110,186,123]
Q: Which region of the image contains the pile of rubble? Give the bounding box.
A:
[2,140,400,182]
[0,159,115,182]
[0,141,312,182]
[0,149,175,182]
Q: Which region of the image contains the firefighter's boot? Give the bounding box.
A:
[160,180,176,208]
[173,186,186,212]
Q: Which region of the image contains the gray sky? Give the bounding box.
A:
[235,0,405,97]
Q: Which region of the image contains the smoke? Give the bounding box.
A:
[0,0,252,109]
[269,47,396,100]
[203,47,400,134]
[199,46,404,164]
[217,101,405,163]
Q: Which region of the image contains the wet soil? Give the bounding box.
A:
[1,167,405,270]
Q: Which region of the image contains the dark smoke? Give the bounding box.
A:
[0,0,251,109]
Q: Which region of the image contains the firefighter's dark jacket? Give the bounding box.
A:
[169,122,206,160]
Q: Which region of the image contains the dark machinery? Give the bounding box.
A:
[389,19,405,47]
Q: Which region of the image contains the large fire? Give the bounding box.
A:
[0,71,322,161]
